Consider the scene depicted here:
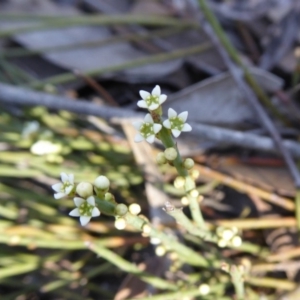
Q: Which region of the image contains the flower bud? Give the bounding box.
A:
[231,236,242,247]
[156,152,167,165]
[76,182,93,198]
[164,147,177,161]
[155,245,166,256]
[183,158,194,170]
[198,284,210,295]
[129,203,141,215]
[174,176,185,189]
[189,189,199,198]
[115,203,128,216]
[104,192,115,202]
[115,218,126,230]
[94,175,110,190]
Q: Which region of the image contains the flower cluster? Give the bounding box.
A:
[133,85,192,143]
[52,173,110,226]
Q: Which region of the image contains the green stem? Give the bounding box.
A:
[125,213,212,267]
[159,126,206,229]
[127,284,229,300]
[89,242,178,291]
[0,15,196,38]
[0,27,185,58]
[230,266,245,300]
[95,197,116,216]
[166,204,215,242]
[28,43,211,89]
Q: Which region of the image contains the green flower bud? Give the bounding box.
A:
[183,158,194,170]
[115,203,128,216]
[104,192,115,202]
[76,182,93,198]
[156,152,167,165]
[94,175,110,190]
[174,176,185,189]
[164,147,177,161]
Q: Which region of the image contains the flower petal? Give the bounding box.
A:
[168,108,177,118]
[68,173,74,184]
[153,124,162,134]
[144,114,153,123]
[163,120,171,129]
[80,216,91,226]
[60,172,68,183]
[87,196,96,206]
[132,121,143,130]
[139,90,150,100]
[52,182,62,192]
[54,192,65,199]
[137,100,148,109]
[172,129,181,138]
[159,94,167,104]
[152,85,161,96]
[134,133,145,143]
[148,103,159,111]
[92,207,100,217]
[146,135,155,143]
[182,123,192,132]
[74,197,85,207]
[178,111,188,122]
[69,208,80,217]
[65,185,73,195]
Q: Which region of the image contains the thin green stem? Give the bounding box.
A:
[28,42,211,89]
[127,284,229,300]
[125,213,212,267]
[0,15,196,38]
[159,126,206,229]
[166,204,215,242]
[0,28,185,58]
[230,266,245,300]
[89,241,178,291]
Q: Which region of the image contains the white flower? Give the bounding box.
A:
[52,173,75,199]
[69,196,100,226]
[132,114,162,143]
[163,108,192,138]
[137,85,167,111]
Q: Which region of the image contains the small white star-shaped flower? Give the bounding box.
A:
[52,173,75,199]
[137,85,167,111]
[163,108,192,138]
[132,114,162,143]
[69,196,100,226]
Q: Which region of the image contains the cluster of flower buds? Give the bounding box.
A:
[52,173,110,226]
[216,226,242,248]
[132,85,192,144]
